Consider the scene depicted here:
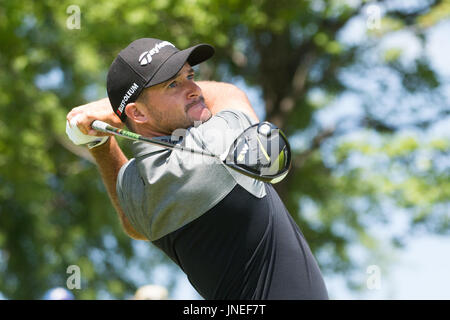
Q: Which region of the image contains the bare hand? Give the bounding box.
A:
[66,98,124,136]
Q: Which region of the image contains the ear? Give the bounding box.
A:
[124,102,148,124]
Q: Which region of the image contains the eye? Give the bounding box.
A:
[187,73,194,80]
[168,81,177,88]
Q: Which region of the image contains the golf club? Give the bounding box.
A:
[91,120,292,184]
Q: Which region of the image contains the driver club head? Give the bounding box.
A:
[224,121,292,183]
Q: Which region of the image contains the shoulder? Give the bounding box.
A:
[215,108,256,121]
[116,159,145,204]
[207,108,258,131]
[117,158,137,186]
[179,109,258,162]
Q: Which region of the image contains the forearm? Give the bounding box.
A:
[89,137,147,240]
[197,81,259,121]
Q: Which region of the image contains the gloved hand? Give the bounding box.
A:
[66,115,109,149]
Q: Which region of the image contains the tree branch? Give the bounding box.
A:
[294,126,336,169]
[266,3,369,128]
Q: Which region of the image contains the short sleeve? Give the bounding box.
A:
[116,159,148,238]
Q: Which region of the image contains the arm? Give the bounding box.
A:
[67,100,147,240]
[197,81,260,122]
[89,138,147,240]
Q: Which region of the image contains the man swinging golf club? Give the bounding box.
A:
[66,38,328,300]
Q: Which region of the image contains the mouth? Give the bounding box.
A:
[185,97,205,112]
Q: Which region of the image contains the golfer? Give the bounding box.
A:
[66,38,328,300]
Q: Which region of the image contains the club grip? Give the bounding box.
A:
[91,120,110,133]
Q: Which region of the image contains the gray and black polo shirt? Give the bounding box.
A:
[116,109,328,300]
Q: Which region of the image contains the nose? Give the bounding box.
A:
[186,80,201,100]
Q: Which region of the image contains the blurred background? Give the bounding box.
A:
[0,0,449,299]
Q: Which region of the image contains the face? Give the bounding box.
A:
[135,63,212,135]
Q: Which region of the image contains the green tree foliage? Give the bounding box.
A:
[0,0,448,298]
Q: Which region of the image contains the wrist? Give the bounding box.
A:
[87,136,110,150]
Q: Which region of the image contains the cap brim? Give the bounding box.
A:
[145,44,214,88]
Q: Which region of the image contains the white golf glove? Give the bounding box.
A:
[66,115,109,149]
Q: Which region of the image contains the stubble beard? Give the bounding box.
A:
[185,96,212,126]
[146,97,212,134]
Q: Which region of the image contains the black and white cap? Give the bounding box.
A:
[106,38,215,121]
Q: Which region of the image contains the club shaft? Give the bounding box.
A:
[91,120,216,157]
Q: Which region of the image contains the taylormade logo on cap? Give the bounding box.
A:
[138,41,175,66]
[117,82,139,115]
